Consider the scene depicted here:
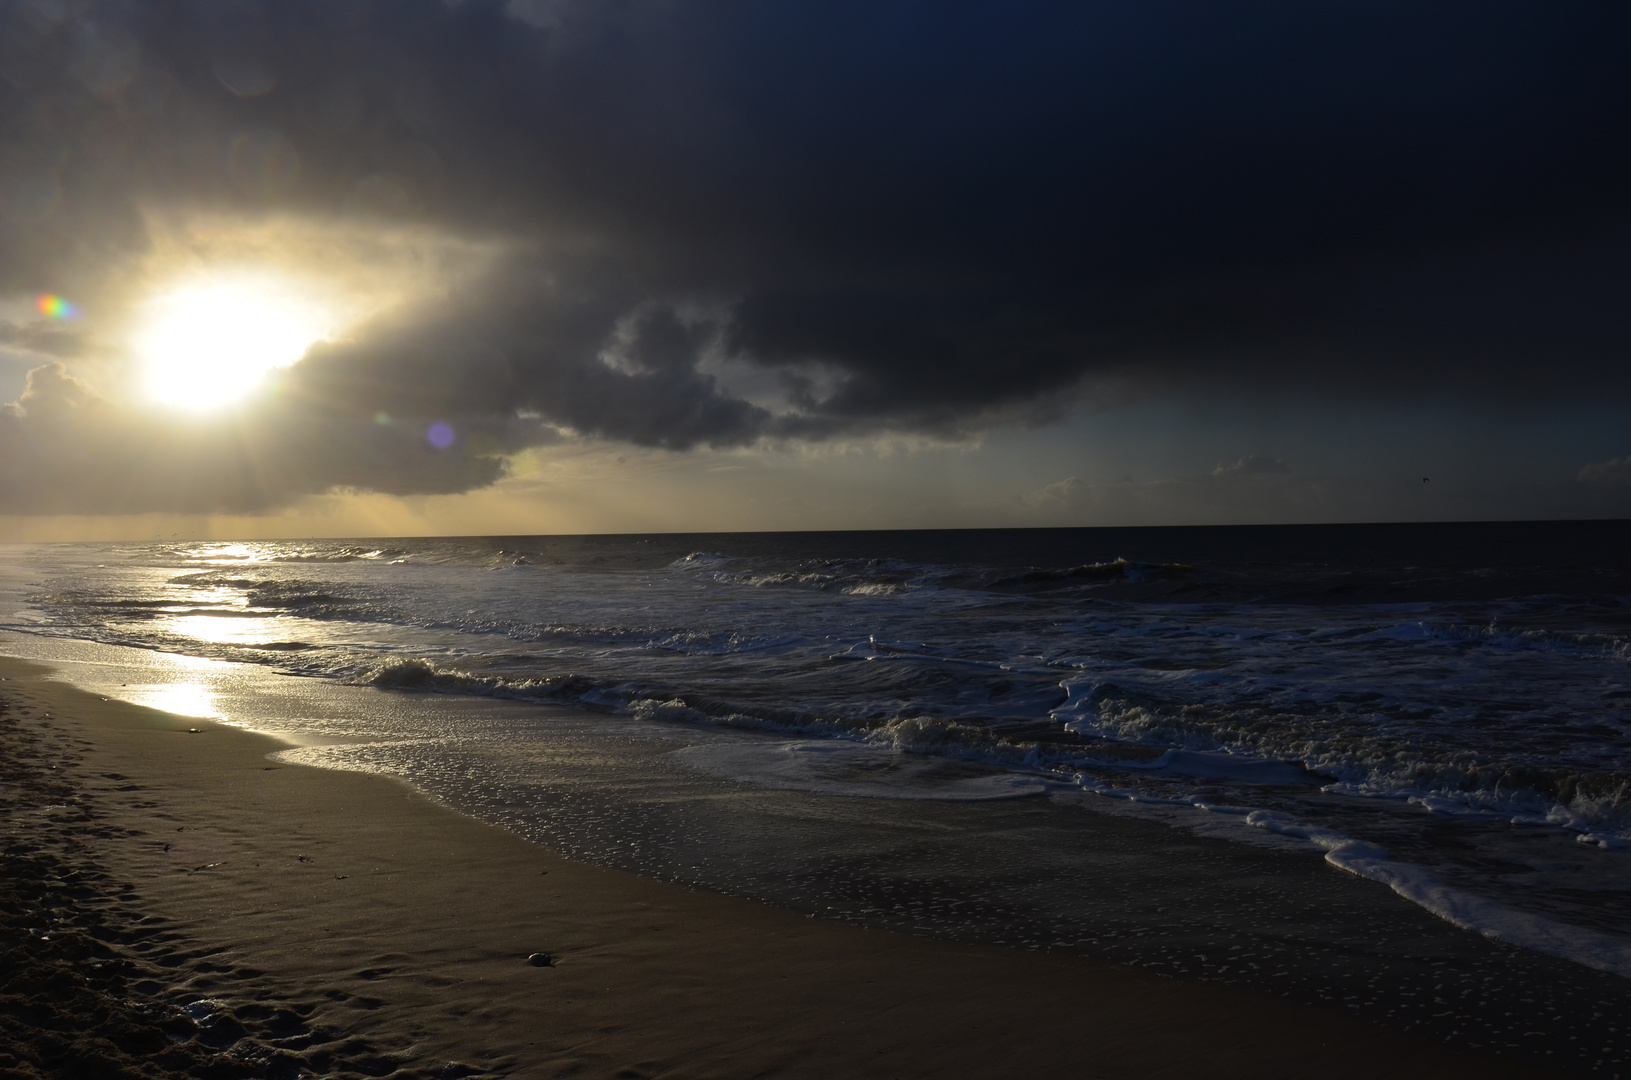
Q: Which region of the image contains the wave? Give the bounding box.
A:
[357,658,617,706]
[991,557,1194,588]
[297,649,1631,844]
[1354,619,1631,663]
[671,551,732,568]
[355,652,1631,980]
[680,553,1197,597]
[143,542,411,564]
[1240,810,1631,979]
[244,585,356,611]
[267,547,409,563]
[1054,679,1631,839]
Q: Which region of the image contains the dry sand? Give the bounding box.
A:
[0,655,1558,1079]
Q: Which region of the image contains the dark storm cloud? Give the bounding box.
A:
[3,0,1631,511]
[287,264,771,451]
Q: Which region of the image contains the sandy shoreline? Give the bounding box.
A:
[0,654,1558,1079]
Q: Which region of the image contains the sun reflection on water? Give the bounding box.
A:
[172,542,283,564]
[159,612,299,647]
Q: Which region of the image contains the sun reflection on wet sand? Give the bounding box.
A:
[122,652,229,719]
[0,634,382,750]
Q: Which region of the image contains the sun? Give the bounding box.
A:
[137,276,329,410]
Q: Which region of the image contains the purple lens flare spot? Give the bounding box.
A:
[427,422,455,448]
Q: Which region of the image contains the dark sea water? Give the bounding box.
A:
[2,521,1629,1076]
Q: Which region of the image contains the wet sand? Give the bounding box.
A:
[0,654,1558,1079]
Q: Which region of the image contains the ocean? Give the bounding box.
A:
[2,522,1628,1076]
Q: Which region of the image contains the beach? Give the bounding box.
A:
[2,0,1626,1069]
[5,0,1629,1069]
[0,653,1559,1079]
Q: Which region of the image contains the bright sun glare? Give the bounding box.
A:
[138,278,328,410]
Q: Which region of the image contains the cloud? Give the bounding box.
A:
[1578,455,1631,486]
[0,362,504,514]
[1211,455,1292,478]
[5,1,1631,512]
[1,360,96,419]
[0,320,89,358]
[289,279,774,452]
[1020,457,1318,524]
[1020,476,1084,510]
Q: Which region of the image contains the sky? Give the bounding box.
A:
[2,0,1630,539]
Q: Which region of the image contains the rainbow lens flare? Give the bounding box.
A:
[36,294,78,320]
